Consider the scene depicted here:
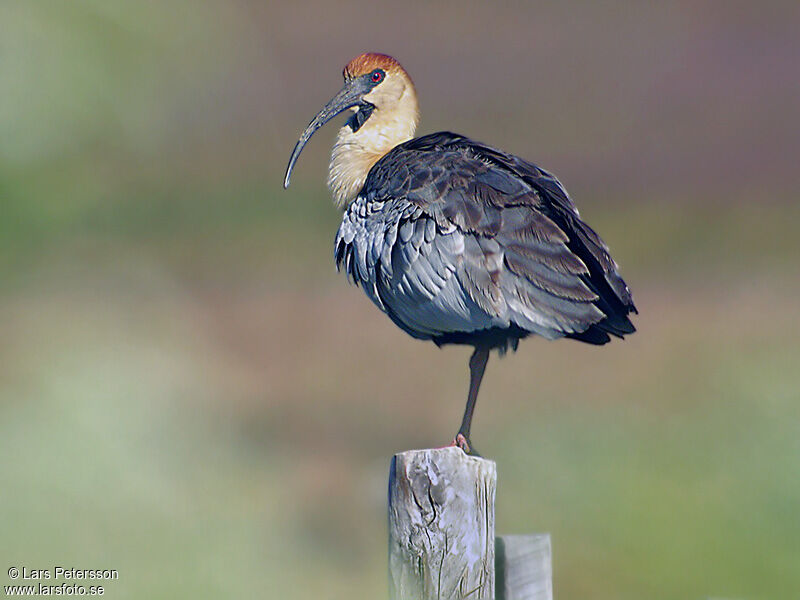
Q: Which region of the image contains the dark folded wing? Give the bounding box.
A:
[335,131,636,346]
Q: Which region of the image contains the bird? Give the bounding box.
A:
[283,52,636,454]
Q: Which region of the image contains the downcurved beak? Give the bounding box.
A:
[283,79,368,189]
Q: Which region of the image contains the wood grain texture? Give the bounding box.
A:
[496,534,553,600]
[388,447,496,600]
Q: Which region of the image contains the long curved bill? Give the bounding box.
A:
[283,79,367,189]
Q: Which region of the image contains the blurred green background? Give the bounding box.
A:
[1,1,799,599]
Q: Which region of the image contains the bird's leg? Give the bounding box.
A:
[454,345,490,455]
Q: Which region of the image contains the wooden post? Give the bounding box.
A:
[496,535,553,600]
[388,447,497,600]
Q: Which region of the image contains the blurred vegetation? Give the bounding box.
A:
[1,1,799,599]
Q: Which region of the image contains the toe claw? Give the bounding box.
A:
[453,433,472,454]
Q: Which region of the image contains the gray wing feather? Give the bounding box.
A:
[335,195,577,341]
[334,132,635,345]
[335,197,504,339]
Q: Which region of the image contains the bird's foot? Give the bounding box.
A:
[433,434,481,456]
[454,432,480,457]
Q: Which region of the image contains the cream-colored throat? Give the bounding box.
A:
[327,105,418,207]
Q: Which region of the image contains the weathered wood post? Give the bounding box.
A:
[388,447,497,600]
[495,535,553,600]
[388,447,554,600]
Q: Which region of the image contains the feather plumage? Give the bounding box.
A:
[335,131,636,351]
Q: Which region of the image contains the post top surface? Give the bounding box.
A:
[394,446,495,463]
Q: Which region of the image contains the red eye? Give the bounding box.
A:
[371,70,384,83]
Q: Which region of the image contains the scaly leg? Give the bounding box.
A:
[454,345,490,455]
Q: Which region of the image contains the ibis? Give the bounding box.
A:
[284,53,636,454]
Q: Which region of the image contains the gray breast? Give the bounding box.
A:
[334,196,567,342]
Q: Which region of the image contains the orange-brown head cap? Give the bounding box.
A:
[343,52,410,82]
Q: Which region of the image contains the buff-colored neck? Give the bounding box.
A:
[328,84,419,207]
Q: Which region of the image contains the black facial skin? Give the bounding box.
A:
[346,102,375,132]
[346,69,384,132]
